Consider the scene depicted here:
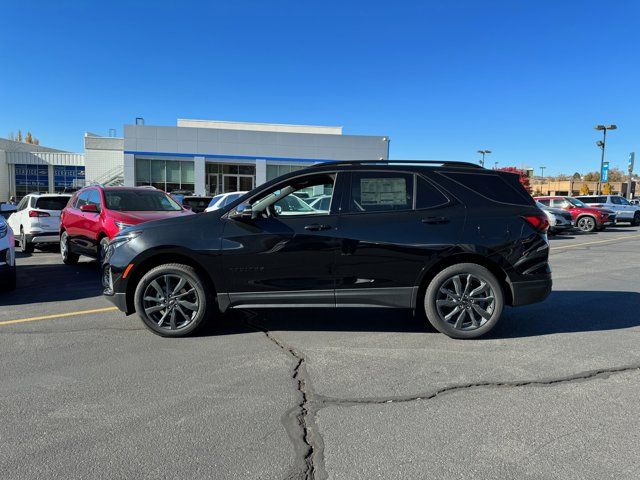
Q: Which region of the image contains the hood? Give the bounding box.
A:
[543,206,570,216]
[109,210,194,224]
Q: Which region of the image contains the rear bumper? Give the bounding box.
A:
[25,232,60,244]
[510,277,552,307]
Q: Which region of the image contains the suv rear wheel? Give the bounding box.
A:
[20,228,34,254]
[425,263,504,339]
[134,263,211,337]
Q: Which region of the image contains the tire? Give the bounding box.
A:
[20,229,34,254]
[134,263,211,337]
[424,263,504,339]
[98,237,110,265]
[632,212,640,227]
[60,231,79,265]
[576,216,596,233]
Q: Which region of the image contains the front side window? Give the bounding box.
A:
[105,189,182,212]
[75,191,91,208]
[249,173,335,217]
[617,196,630,205]
[87,190,102,208]
[567,197,586,207]
[348,172,413,213]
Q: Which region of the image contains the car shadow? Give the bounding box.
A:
[0,260,102,306]
[201,290,640,339]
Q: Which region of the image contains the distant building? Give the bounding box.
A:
[1,119,389,200]
[531,179,637,197]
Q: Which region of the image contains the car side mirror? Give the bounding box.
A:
[229,203,254,220]
[80,204,99,213]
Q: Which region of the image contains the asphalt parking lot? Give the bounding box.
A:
[1,227,640,480]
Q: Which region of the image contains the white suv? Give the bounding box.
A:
[0,216,16,290]
[7,193,71,253]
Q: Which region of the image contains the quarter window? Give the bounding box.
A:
[348,172,414,213]
[416,175,448,209]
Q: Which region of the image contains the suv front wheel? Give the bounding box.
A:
[134,263,211,337]
[425,263,504,339]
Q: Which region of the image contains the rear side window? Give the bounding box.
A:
[35,196,70,211]
[441,172,531,205]
[348,172,414,213]
[536,198,551,206]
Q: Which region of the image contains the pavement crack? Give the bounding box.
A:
[244,313,326,480]
[316,363,640,408]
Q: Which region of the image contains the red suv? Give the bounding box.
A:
[60,186,193,264]
[534,196,616,232]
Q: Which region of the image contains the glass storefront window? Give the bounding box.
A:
[266,164,305,181]
[14,164,50,198]
[135,159,195,193]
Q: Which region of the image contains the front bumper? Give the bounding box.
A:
[102,259,132,314]
[510,277,552,306]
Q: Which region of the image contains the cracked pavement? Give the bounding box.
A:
[1,227,640,479]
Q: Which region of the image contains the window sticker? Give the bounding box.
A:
[360,178,407,205]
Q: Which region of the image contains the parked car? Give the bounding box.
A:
[574,195,640,226]
[630,198,640,206]
[1,203,17,221]
[181,196,213,213]
[60,186,193,264]
[205,191,248,212]
[0,216,16,291]
[6,193,71,253]
[535,201,574,235]
[308,194,332,211]
[534,196,616,233]
[103,160,552,340]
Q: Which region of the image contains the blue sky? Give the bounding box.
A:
[0,0,638,175]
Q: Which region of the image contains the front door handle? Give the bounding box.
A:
[304,223,333,231]
[422,216,450,225]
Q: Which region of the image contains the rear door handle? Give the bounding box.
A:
[304,223,333,231]
[422,216,450,225]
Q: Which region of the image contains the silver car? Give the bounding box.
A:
[535,201,574,234]
[574,195,640,226]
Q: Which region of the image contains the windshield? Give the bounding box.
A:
[567,197,586,207]
[35,196,69,211]
[105,190,182,212]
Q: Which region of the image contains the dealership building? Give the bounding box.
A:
[0,119,389,201]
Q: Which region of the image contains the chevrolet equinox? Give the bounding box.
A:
[103,161,552,339]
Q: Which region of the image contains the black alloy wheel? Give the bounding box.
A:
[425,263,504,339]
[134,263,210,337]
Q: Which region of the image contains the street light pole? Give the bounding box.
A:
[494,161,499,170]
[540,166,546,179]
[477,150,491,167]
[594,124,617,195]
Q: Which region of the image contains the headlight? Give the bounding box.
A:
[115,221,135,231]
[110,230,142,248]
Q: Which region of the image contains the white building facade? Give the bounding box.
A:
[123,119,389,196]
[1,119,389,201]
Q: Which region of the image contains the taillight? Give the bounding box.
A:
[29,210,50,217]
[523,214,549,233]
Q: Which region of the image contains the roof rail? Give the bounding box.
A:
[310,160,483,169]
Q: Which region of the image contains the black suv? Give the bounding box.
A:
[103,161,551,339]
